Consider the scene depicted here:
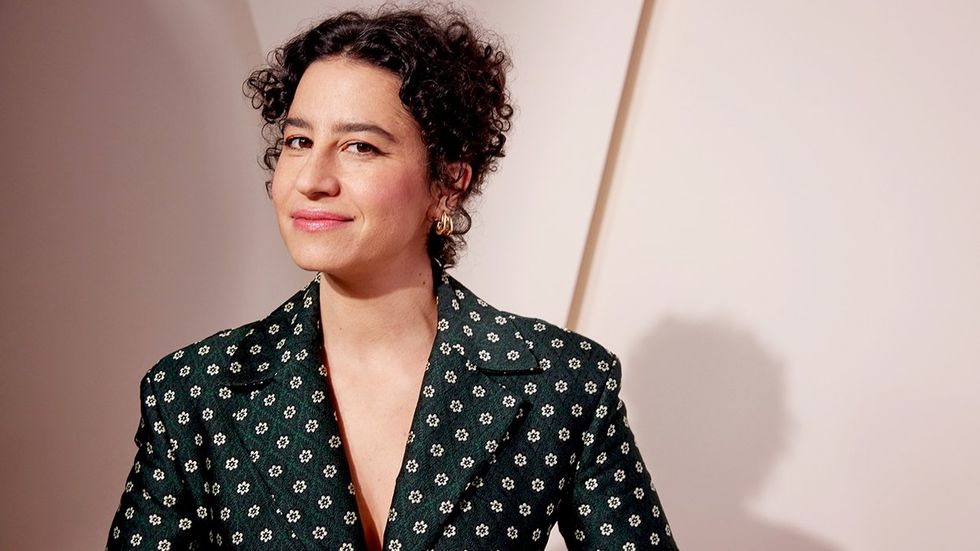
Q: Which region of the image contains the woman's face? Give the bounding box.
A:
[271,56,438,278]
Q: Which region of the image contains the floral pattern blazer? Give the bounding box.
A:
[107,263,679,550]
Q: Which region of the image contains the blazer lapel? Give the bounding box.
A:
[217,276,366,550]
[380,267,546,550]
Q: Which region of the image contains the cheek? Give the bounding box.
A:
[390,164,433,206]
[379,178,431,223]
[361,178,431,246]
[269,169,289,207]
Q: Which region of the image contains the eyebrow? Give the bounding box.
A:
[283,117,399,143]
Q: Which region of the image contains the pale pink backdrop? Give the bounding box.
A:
[2,1,978,550]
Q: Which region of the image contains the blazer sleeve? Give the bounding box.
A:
[105,371,205,550]
[557,353,680,550]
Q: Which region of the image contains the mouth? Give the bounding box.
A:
[291,209,353,232]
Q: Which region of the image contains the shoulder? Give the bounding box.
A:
[453,283,627,439]
[446,272,623,398]
[141,321,260,389]
[140,278,314,394]
[509,310,621,378]
[504,310,625,408]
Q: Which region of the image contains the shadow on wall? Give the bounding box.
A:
[625,317,843,551]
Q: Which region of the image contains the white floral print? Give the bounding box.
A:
[106,263,678,550]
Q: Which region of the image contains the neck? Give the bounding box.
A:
[317,255,439,369]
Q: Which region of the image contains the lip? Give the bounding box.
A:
[291,209,353,232]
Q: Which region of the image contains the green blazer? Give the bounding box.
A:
[107,263,679,550]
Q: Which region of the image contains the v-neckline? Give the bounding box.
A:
[317,263,451,550]
[322,341,437,550]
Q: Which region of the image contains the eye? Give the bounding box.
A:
[345,142,380,155]
[283,136,311,149]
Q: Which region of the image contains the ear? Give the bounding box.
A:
[429,162,473,215]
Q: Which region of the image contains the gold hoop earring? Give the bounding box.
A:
[434,210,454,236]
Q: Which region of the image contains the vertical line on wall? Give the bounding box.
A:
[566,0,656,330]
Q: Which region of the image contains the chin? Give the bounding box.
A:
[285,242,352,274]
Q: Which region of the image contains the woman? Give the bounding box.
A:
[106,6,679,550]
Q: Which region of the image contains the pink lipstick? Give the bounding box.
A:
[291,209,353,232]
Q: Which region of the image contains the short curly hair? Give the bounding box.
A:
[243,3,515,268]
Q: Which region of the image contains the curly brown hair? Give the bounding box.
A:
[242,3,515,268]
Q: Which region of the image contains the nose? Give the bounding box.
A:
[293,148,341,197]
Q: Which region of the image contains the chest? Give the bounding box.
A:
[327,365,427,548]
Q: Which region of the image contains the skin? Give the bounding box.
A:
[269,56,472,549]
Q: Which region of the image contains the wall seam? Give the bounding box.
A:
[566,0,658,331]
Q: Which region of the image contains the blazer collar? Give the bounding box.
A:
[216,260,544,549]
[220,260,543,389]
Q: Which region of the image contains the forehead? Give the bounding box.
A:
[289,57,417,132]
